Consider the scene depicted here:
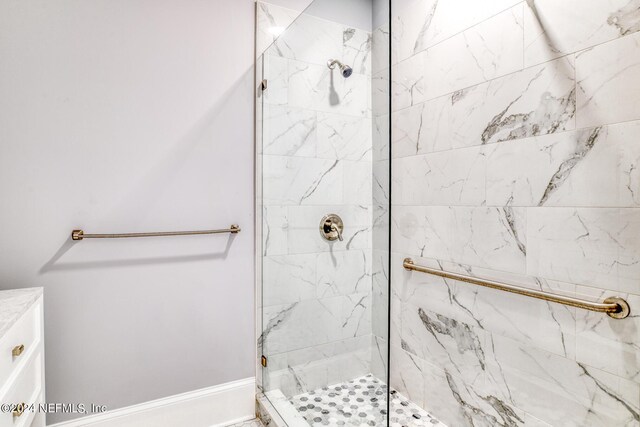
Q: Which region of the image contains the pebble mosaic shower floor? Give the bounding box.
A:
[289,374,447,427]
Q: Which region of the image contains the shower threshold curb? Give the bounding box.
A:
[256,390,308,427]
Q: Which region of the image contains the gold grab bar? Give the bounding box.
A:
[72,224,241,241]
[403,258,630,319]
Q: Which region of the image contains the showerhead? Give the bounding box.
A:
[327,59,353,78]
[340,64,353,78]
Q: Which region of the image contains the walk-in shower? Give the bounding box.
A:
[256,0,640,426]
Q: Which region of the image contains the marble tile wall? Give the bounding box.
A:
[390,0,640,425]
[257,2,376,399]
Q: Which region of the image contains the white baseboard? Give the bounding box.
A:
[48,378,256,427]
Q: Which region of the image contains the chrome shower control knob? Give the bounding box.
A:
[320,214,344,242]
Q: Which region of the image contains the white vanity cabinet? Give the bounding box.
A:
[0,289,45,427]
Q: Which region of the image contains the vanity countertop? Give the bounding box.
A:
[0,287,43,340]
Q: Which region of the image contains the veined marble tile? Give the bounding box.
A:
[419,360,525,427]
[417,56,576,153]
[392,145,487,206]
[524,0,640,67]
[391,52,426,112]
[371,335,388,382]
[524,413,553,427]
[392,0,438,65]
[486,121,640,207]
[263,55,288,106]
[288,59,369,118]
[391,0,418,15]
[385,2,640,425]
[263,105,316,157]
[372,70,390,117]
[387,256,403,345]
[342,27,372,76]
[286,205,372,255]
[372,207,390,280]
[526,208,640,294]
[261,300,340,355]
[256,2,300,58]
[392,206,527,274]
[422,4,525,101]
[262,293,371,356]
[390,345,426,407]
[373,203,389,256]
[372,160,389,208]
[316,249,371,298]
[372,249,390,339]
[263,155,343,205]
[316,112,371,161]
[262,253,317,307]
[343,160,372,206]
[576,31,640,128]
[262,205,289,256]
[391,102,427,158]
[264,335,371,398]
[402,302,489,383]
[575,286,640,383]
[270,13,343,67]
[373,115,390,162]
[423,0,524,48]
[393,0,522,65]
[342,292,372,339]
[393,253,577,359]
[486,333,640,427]
[372,24,390,75]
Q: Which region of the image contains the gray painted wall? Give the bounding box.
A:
[0,0,255,423]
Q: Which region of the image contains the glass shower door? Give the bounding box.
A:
[256,0,391,425]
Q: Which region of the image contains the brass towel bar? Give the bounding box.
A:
[71,225,241,241]
[403,258,630,319]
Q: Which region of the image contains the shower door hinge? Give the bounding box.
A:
[260,79,268,91]
[261,355,268,368]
